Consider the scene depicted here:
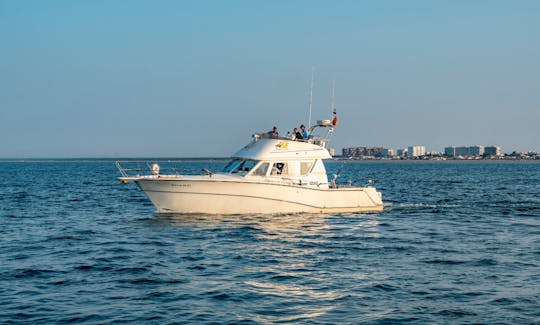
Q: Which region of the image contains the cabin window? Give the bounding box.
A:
[239,160,258,172]
[223,159,259,175]
[223,159,242,173]
[252,162,269,176]
[271,162,288,175]
[300,161,315,175]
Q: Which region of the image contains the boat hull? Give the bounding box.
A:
[135,178,383,214]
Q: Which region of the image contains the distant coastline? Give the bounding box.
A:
[0,157,230,163]
[329,159,540,163]
[0,157,538,163]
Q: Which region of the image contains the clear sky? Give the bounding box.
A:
[1,0,539,158]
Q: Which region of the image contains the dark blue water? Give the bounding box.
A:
[1,161,539,323]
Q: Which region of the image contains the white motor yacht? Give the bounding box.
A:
[116,120,383,214]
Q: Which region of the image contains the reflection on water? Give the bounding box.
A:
[149,212,379,322]
[148,213,379,323]
[153,212,380,238]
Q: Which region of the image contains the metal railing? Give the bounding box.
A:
[115,160,184,178]
[253,125,334,149]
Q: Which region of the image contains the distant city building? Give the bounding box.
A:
[367,147,385,157]
[340,143,529,160]
[328,148,335,157]
[407,146,426,158]
[381,148,394,158]
[342,144,508,160]
[455,146,470,156]
[484,146,502,156]
[469,145,485,156]
[342,146,386,158]
[445,145,499,157]
[444,146,456,157]
[342,147,363,157]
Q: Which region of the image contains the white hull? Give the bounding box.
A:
[135,177,383,214]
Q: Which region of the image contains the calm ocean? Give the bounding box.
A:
[1,161,539,324]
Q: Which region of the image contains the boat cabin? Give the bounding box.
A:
[221,134,333,188]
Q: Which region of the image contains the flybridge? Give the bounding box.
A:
[233,137,332,162]
[254,119,337,150]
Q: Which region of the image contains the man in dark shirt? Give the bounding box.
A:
[293,127,303,141]
[268,126,278,138]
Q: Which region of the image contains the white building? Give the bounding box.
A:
[407,146,426,158]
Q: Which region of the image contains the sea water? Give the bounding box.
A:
[0,160,538,323]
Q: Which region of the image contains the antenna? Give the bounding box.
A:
[331,79,338,127]
[331,79,335,117]
[308,67,314,128]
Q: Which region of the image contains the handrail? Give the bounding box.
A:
[115,161,128,177]
[253,125,334,149]
[115,160,185,178]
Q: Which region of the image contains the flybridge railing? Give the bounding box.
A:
[254,125,335,149]
[115,160,186,178]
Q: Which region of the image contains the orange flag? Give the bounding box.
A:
[332,111,338,126]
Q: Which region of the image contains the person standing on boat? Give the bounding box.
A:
[293,127,303,141]
[300,124,310,139]
[268,126,278,138]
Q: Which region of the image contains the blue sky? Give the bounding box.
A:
[1,0,539,157]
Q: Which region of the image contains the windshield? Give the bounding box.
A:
[223,159,242,173]
[222,159,260,175]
